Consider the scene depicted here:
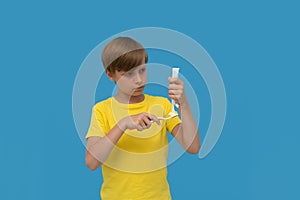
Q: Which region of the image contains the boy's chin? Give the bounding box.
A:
[131,91,144,96]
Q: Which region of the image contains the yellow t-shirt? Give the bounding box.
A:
[86,94,181,200]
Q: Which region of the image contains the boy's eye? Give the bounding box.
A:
[139,68,146,73]
[125,72,134,76]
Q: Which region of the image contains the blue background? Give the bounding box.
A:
[1,0,299,199]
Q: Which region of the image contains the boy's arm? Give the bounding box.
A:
[85,112,160,170]
[171,101,200,154]
[85,123,124,170]
[168,77,200,154]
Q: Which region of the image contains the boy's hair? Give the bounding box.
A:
[102,37,148,73]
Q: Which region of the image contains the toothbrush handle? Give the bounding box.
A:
[171,100,175,112]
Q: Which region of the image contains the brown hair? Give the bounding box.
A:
[101,37,148,73]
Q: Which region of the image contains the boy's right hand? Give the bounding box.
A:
[119,112,160,131]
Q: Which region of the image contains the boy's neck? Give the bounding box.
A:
[114,93,145,104]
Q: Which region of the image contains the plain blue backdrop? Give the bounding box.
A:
[1,0,299,199]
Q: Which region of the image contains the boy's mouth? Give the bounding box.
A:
[134,85,145,91]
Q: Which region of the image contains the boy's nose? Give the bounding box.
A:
[134,74,143,83]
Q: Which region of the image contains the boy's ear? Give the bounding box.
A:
[106,69,114,81]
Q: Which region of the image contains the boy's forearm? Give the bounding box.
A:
[178,99,201,153]
[86,122,125,168]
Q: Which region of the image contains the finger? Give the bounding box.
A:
[168,94,179,102]
[168,86,183,95]
[168,77,182,84]
[168,77,178,84]
[169,83,184,88]
[140,113,148,122]
[142,113,161,126]
[149,114,160,125]
[168,91,176,96]
[137,125,144,131]
[139,119,148,129]
[169,90,183,96]
[168,90,182,97]
[143,116,152,127]
[169,83,184,90]
[143,113,157,126]
[168,95,176,100]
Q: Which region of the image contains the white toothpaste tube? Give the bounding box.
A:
[171,67,180,110]
[172,68,180,78]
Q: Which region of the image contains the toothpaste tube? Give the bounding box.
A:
[172,68,180,78]
[171,67,180,110]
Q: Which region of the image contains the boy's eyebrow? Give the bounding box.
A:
[129,66,145,72]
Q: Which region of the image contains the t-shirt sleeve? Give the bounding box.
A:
[85,105,108,139]
[164,98,182,133]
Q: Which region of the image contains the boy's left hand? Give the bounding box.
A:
[168,77,187,106]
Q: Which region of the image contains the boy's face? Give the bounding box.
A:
[107,64,147,97]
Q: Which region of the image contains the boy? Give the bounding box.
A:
[85,37,200,200]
